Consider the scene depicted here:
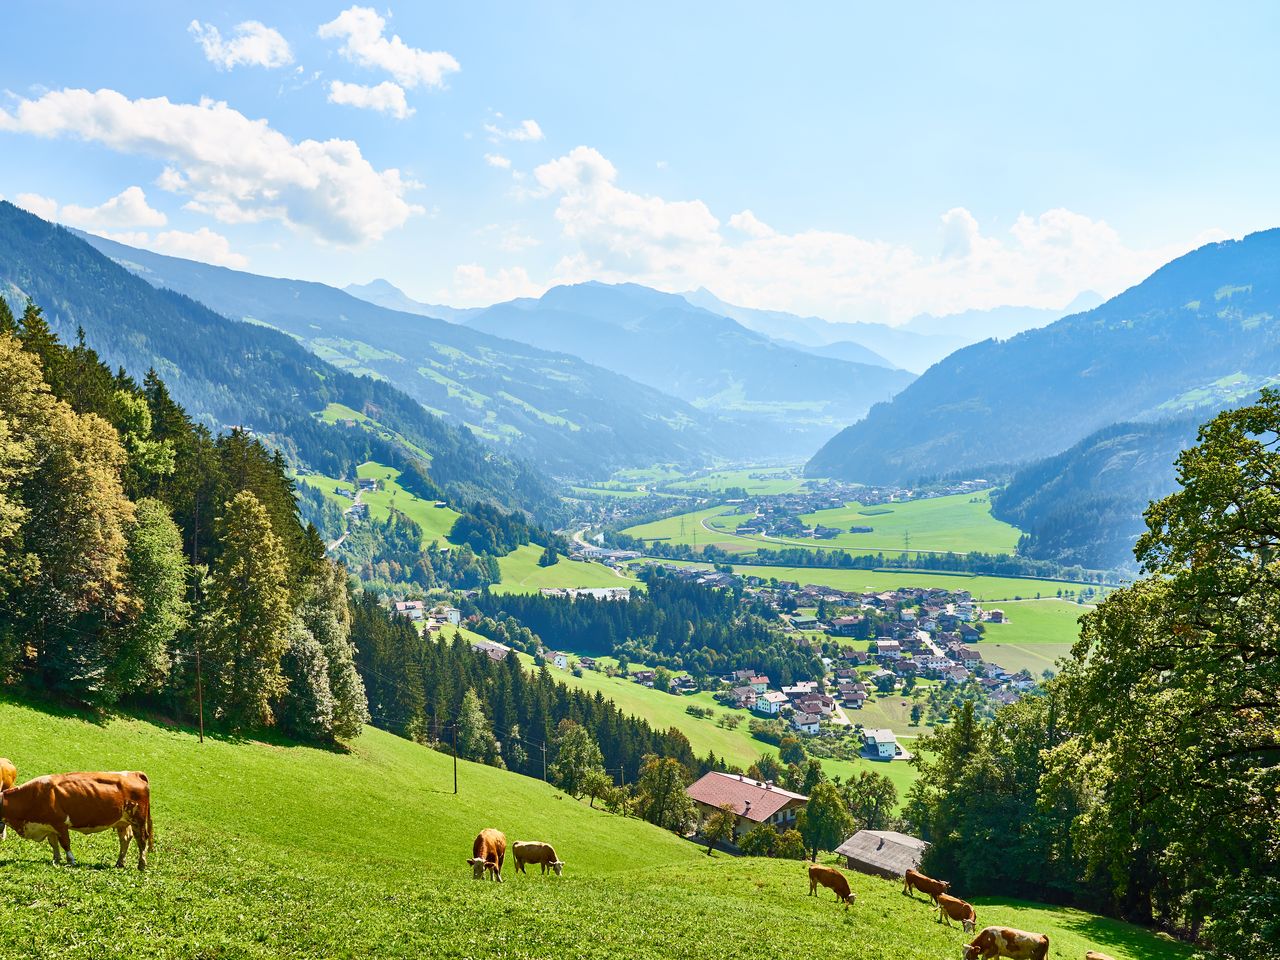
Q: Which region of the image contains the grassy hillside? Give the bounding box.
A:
[0,698,1194,959]
[493,544,643,595]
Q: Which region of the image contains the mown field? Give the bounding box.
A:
[295,459,461,544]
[666,466,808,496]
[977,598,1089,675]
[493,544,642,595]
[0,698,1194,960]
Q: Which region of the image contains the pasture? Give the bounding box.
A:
[295,460,461,545]
[493,544,642,595]
[0,697,1197,959]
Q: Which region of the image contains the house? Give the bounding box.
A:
[790,614,820,630]
[983,608,1006,623]
[782,681,818,700]
[791,712,821,735]
[470,639,510,662]
[550,651,570,670]
[728,686,758,709]
[875,639,902,660]
[432,605,462,626]
[392,600,425,621]
[943,664,970,683]
[632,669,656,687]
[748,675,769,694]
[829,616,864,637]
[685,772,808,842]
[958,647,983,670]
[862,728,901,760]
[755,690,789,715]
[835,830,930,880]
[578,656,597,670]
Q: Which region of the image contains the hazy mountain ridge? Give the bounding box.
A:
[806,229,1280,485]
[79,234,727,477]
[458,281,916,455]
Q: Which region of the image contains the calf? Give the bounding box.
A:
[0,771,153,869]
[904,866,951,901]
[468,828,507,882]
[0,758,14,840]
[512,840,564,876]
[962,926,1050,960]
[936,892,978,933]
[807,863,855,908]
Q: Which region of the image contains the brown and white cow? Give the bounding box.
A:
[904,867,952,900]
[468,828,507,882]
[962,926,1050,960]
[512,840,564,876]
[808,863,856,908]
[0,758,15,840]
[936,892,978,933]
[0,771,153,870]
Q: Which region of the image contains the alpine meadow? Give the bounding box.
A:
[0,4,1276,960]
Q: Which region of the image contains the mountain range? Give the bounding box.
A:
[0,202,560,518]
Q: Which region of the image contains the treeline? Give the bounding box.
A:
[340,512,498,594]
[468,570,823,683]
[447,500,568,558]
[0,304,367,743]
[348,595,701,784]
[904,396,1280,960]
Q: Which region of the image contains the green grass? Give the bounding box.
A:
[973,599,1088,675]
[666,466,808,496]
[645,560,1097,602]
[354,461,460,542]
[493,544,642,595]
[701,490,1022,556]
[0,697,1196,959]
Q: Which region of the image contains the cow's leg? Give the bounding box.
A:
[48,836,61,864]
[116,826,131,868]
[55,825,74,866]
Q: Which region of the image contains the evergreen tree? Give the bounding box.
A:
[203,491,293,728]
[456,688,503,767]
[276,619,336,741]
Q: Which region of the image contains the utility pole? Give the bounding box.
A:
[541,741,548,782]
[452,724,458,795]
[194,640,205,745]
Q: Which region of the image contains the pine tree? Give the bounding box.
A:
[203,491,293,729]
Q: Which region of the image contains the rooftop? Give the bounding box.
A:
[685,771,808,823]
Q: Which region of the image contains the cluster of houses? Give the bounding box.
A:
[391,600,462,635]
[536,586,632,601]
[685,771,931,875]
[719,670,838,737]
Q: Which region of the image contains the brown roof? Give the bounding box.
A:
[685,772,808,823]
[835,830,929,876]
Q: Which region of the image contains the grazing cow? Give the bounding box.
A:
[468,828,507,882]
[0,771,153,870]
[936,892,978,933]
[1085,953,1117,960]
[962,926,1050,960]
[807,863,856,908]
[0,758,15,840]
[903,866,951,901]
[512,840,564,876]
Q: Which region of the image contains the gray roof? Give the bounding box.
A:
[835,830,929,875]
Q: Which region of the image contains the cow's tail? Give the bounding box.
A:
[1035,937,1049,960]
[146,804,154,851]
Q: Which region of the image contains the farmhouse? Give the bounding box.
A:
[686,772,808,841]
[550,651,570,670]
[755,690,788,715]
[791,711,821,735]
[470,639,510,662]
[835,830,930,880]
[863,728,901,760]
[392,600,425,621]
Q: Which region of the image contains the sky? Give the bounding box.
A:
[0,2,1275,324]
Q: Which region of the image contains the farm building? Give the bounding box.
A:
[686,772,808,842]
[836,830,929,880]
[863,728,902,760]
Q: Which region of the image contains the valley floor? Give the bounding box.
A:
[0,699,1197,960]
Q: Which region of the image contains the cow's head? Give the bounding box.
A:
[962,944,981,960]
[550,860,564,877]
[467,857,486,880]
[962,917,976,934]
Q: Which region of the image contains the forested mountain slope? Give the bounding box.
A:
[463,282,915,455]
[808,229,1280,483]
[0,203,557,516]
[81,233,724,477]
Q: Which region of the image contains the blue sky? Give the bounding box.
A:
[0,2,1275,322]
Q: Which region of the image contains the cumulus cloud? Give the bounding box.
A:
[0,88,422,244]
[327,80,413,119]
[484,117,543,142]
[15,186,167,229]
[448,264,541,305]
[148,227,248,268]
[525,145,1219,323]
[189,19,293,70]
[318,6,459,88]
[484,153,511,169]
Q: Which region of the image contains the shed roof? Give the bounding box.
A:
[835,830,929,875]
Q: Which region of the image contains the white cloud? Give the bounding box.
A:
[94,227,248,268]
[15,192,58,220]
[327,80,413,119]
[189,20,293,70]
[447,264,541,305]
[14,186,168,229]
[526,145,1221,323]
[484,153,511,169]
[484,118,543,142]
[318,6,459,88]
[0,88,422,245]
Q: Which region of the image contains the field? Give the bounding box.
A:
[295,460,461,545]
[976,598,1088,675]
[644,559,1099,602]
[0,698,1196,959]
[666,466,809,496]
[493,544,642,595]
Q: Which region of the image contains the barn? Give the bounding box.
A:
[835,829,929,880]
